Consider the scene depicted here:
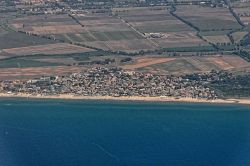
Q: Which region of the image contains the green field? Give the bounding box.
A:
[199,30,232,36]
[0,58,63,68]
[162,46,216,52]
[0,32,57,49]
[231,31,249,43]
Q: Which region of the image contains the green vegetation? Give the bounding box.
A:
[199,30,232,36]
[0,32,56,49]
[93,31,143,41]
[216,44,237,51]
[0,58,63,68]
[136,24,192,33]
[240,33,250,46]
[211,74,250,98]
[150,59,199,73]
[231,31,248,43]
[162,46,216,52]
[174,6,242,34]
[235,50,250,62]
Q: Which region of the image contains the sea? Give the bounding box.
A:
[0,98,250,166]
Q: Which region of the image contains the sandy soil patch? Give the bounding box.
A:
[123,57,176,69]
[220,56,250,68]
[206,57,234,70]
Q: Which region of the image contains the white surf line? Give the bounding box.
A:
[92,142,120,162]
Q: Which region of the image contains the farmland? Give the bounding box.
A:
[0,66,87,80]
[0,0,250,80]
[0,31,56,49]
[114,7,212,51]
[10,13,157,52]
[232,2,250,29]
[231,31,249,43]
[2,43,94,56]
[9,6,220,53]
[175,5,241,31]
[203,35,231,44]
[124,54,250,75]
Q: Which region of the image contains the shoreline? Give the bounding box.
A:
[1,93,250,105]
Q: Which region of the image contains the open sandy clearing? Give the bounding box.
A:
[123,57,176,69]
[206,57,234,70]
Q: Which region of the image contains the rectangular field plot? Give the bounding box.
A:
[84,39,157,52]
[77,16,122,25]
[132,20,193,33]
[123,57,176,70]
[27,24,86,35]
[199,30,231,36]
[2,43,94,56]
[130,55,250,74]
[119,14,175,22]
[111,6,212,51]
[232,6,250,28]
[231,31,248,43]
[151,32,209,48]
[175,6,241,31]
[104,39,157,52]
[9,13,156,52]
[84,23,132,32]
[0,32,56,49]
[11,14,73,24]
[115,7,194,33]
[203,35,231,44]
[8,9,215,53]
[10,14,82,35]
[90,31,143,41]
[83,41,110,51]
[0,66,87,80]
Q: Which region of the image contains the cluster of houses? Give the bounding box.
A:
[0,67,218,99]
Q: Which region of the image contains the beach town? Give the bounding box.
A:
[0,67,242,100]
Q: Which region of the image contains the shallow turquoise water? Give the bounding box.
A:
[0,98,250,166]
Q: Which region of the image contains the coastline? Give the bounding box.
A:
[1,93,250,105]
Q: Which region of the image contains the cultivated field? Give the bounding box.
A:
[175,5,241,31]
[203,35,231,44]
[123,57,176,70]
[114,7,193,33]
[231,31,248,43]
[114,7,211,50]
[9,6,217,53]
[124,55,250,75]
[151,32,209,48]
[0,66,87,80]
[2,43,94,56]
[10,14,81,34]
[232,5,250,29]
[10,13,157,52]
[0,32,57,49]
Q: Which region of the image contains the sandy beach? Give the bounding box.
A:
[1,93,250,105]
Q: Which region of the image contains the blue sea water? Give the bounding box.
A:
[0,99,250,166]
